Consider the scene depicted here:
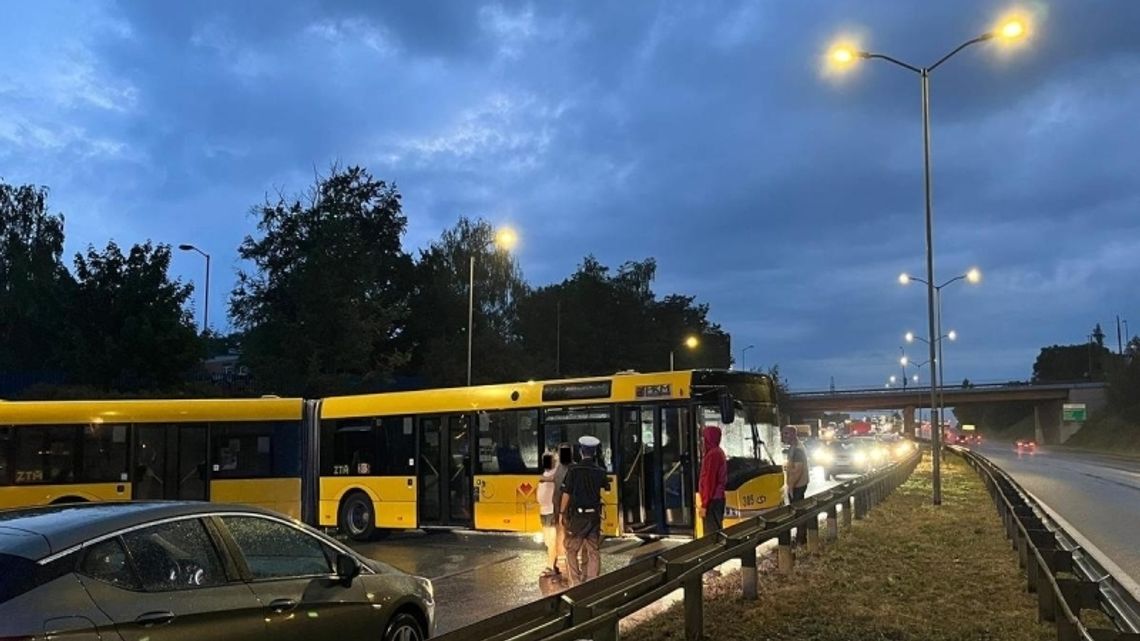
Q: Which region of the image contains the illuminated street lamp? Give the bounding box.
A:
[832,12,1027,504]
[178,244,210,333]
[467,227,518,386]
[671,335,700,371]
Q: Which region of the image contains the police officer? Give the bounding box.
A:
[559,435,611,586]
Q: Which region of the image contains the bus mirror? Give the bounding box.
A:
[719,392,735,425]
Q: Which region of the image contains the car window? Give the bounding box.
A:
[221,516,334,580]
[121,518,227,592]
[79,538,139,590]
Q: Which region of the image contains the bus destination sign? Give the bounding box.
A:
[542,381,613,402]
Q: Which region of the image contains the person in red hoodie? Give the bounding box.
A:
[698,425,727,535]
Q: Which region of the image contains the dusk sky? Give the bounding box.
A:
[2,1,1137,390]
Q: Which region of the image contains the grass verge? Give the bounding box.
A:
[624,453,1054,641]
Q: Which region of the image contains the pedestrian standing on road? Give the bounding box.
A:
[781,426,809,502]
[537,452,561,578]
[560,435,611,586]
[698,425,727,536]
[552,442,572,576]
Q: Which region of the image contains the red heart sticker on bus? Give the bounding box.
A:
[518,482,534,496]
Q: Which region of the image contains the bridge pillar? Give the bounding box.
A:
[1033,400,1063,445]
[903,406,916,437]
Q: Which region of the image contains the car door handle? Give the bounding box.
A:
[135,611,175,627]
[268,598,298,613]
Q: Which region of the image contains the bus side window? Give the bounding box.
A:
[0,427,11,485]
[478,410,539,474]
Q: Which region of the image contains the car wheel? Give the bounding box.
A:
[383,612,424,641]
[339,492,377,541]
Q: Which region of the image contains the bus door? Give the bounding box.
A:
[618,405,694,535]
[417,414,473,527]
[133,424,208,501]
[618,406,656,533]
[660,406,694,531]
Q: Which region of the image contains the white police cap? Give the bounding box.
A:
[578,435,601,448]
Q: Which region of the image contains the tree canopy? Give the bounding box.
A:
[231,166,414,397]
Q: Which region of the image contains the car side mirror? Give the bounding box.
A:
[336,553,362,583]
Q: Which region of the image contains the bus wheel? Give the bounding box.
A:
[51,496,87,504]
[339,492,377,541]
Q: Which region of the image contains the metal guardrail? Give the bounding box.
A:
[954,446,1140,641]
[435,450,922,641]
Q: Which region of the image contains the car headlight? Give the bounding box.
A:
[812,449,834,465]
[894,442,912,457]
[853,451,867,465]
[871,447,887,460]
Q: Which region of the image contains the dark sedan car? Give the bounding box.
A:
[0,502,434,641]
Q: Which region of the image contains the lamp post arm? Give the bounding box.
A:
[929,34,993,71]
[862,53,922,74]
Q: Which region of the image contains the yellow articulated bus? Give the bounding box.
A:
[315,369,786,540]
[0,370,784,540]
[0,398,307,518]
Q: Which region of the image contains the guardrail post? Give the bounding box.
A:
[806,513,821,554]
[740,546,758,600]
[842,497,853,528]
[826,506,839,542]
[594,618,619,641]
[778,530,794,574]
[795,520,808,547]
[854,491,867,520]
[1036,562,1056,623]
[683,575,703,641]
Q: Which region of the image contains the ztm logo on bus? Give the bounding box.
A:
[517,482,534,496]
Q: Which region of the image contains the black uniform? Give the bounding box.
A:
[560,457,610,584]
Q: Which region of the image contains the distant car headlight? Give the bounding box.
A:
[813,449,834,465]
[894,442,912,458]
[853,450,867,465]
[871,447,887,461]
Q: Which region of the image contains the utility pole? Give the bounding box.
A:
[555,299,561,377]
[1117,315,1124,355]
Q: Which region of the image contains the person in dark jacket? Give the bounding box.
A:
[698,425,727,535]
[560,435,610,585]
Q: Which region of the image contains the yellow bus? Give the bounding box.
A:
[0,398,307,518]
[0,370,784,540]
[316,370,785,540]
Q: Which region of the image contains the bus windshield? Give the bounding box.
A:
[699,406,774,465]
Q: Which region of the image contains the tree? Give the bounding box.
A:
[515,256,730,378]
[1032,343,1112,382]
[0,182,73,372]
[405,217,528,386]
[231,166,413,396]
[64,241,199,390]
[1092,323,1106,348]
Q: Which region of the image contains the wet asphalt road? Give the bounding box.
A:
[973,443,1140,588]
[349,467,841,635]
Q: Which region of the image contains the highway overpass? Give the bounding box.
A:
[785,381,1108,445]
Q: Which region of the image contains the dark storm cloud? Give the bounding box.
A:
[1,1,1137,388]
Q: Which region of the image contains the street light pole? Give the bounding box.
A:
[742,344,755,371]
[178,244,210,334]
[830,18,1027,507]
[467,227,518,387]
[467,255,476,386]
